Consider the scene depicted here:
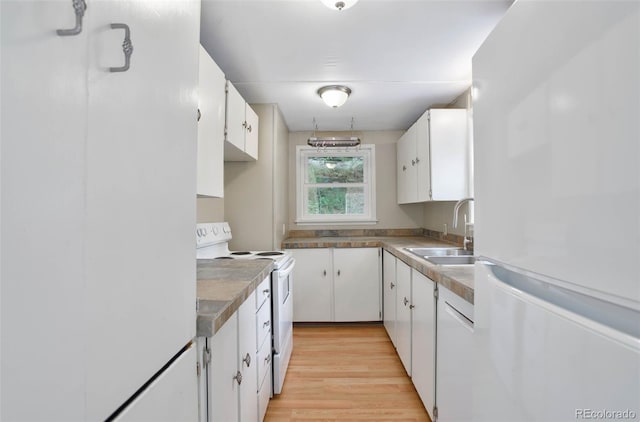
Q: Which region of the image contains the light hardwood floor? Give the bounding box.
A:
[265,324,431,422]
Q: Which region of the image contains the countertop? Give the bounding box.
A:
[282,235,475,304]
[196,259,274,337]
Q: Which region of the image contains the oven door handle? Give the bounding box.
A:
[276,258,295,279]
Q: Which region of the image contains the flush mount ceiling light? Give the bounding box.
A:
[317,85,352,108]
[320,0,359,11]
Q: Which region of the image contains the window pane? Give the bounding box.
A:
[307,187,365,215]
[306,156,364,183]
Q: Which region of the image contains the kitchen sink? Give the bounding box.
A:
[425,256,476,265]
[405,247,474,257]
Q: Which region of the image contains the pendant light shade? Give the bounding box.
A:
[317,85,351,108]
[320,0,359,11]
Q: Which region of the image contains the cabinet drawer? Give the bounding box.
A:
[258,361,272,422]
[256,276,271,311]
[256,339,272,393]
[256,296,272,350]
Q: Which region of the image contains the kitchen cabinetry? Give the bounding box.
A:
[289,248,381,322]
[411,271,436,420]
[382,250,398,346]
[197,45,226,198]
[2,1,199,420]
[436,285,474,422]
[397,109,469,204]
[395,259,413,375]
[225,81,259,161]
[207,276,271,422]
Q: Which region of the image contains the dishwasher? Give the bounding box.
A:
[436,285,474,421]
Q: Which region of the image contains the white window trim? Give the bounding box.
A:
[295,145,377,224]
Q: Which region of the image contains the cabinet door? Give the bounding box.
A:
[396,131,410,204]
[244,103,259,160]
[383,251,398,347]
[197,45,226,198]
[429,109,469,200]
[333,248,381,322]
[415,111,432,202]
[84,2,199,419]
[290,249,333,322]
[210,314,240,422]
[397,124,418,204]
[1,2,88,420]
[225,81,246,154]
[396,260,412,376]
[411,271,436,420]
[238,298,258,422]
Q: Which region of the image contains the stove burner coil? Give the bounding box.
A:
[256,251,284,256]
[231,251,252,255]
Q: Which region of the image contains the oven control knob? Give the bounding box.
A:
[212,226,219,235]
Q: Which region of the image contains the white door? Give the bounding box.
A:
[429,109,469,200]
[396,127,417,204]
[197,45,226,198]
[415,111,432,202]
[382,251,397,346]
[244,103,259,159]
[84,2,199,418]
[1,2,88,419]
[395,260,412,376]
[210,314,240,422]
[291,249,333,322]
[114,346,198,422]
[238,298,258,422]
[411,271,436,420]
[333,248,381,321]
[225,81,245,153]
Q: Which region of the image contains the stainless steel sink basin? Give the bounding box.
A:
[425,256,477,265]
[405,247,474,258]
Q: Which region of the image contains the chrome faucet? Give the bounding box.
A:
[453,197,474,250]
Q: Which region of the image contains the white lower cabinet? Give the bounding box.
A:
[382,252,436,419]
[395,259,412,376]
[382,251,397,346]
[411,271,436,420]
[289,248,381,322]
[202,276,271,422]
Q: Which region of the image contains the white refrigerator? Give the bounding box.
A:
[472,1,640,421]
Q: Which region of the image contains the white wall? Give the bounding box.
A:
[288,130,424,230]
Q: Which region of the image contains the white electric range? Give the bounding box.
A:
[196,222,294,395]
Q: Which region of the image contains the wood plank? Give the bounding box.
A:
[265,325,431,422]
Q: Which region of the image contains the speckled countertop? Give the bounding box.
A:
[196,259,273,337]
[282,236,475,304]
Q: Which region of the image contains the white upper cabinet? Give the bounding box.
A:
[197,45,226,198]
[397,108,469,203]
[225,80,259,161]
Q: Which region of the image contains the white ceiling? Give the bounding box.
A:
[200,0,512,132]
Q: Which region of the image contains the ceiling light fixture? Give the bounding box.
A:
[317,85,351,108]
[320,0,359,11]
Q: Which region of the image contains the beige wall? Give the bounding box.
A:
[288,130,424,230]
[422,88,473,236]
[197,197,224,222]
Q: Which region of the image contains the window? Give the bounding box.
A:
[296,145,376,224]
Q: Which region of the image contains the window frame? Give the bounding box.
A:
[295,145,377,224]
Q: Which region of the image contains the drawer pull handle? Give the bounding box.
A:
[243,353,251,367]
[403,297,409,306]
[390,282,395,289]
